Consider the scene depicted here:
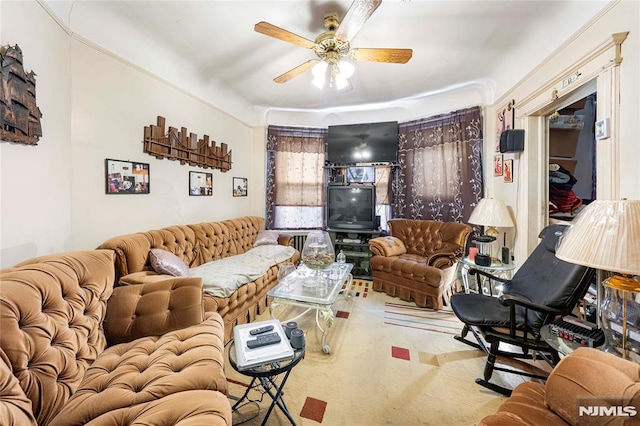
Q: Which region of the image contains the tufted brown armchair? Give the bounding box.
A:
[369,219,472,309]
[0,250,231,425]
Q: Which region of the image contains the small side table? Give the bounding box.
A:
[228,340,305,426]
[459,256,515,296]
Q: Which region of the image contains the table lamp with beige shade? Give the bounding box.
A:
[468,198,515,265]
[555,199,640,361]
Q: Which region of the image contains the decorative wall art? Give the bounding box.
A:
[494,154,503,177]
[495,100,515,152]
[233,177,247,197]
[143,116,232,172]
[503,159,514,183]
[0,44,43,145]
[105,159,150,194]
[189,171,213,196]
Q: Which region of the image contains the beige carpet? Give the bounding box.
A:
[225,280,551,425]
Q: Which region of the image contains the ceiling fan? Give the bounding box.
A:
[254,0,412,90]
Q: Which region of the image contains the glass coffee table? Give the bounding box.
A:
[267,263,353,354]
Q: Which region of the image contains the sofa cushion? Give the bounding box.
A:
[62,390,231,425]
[0,349,37,426]
[149,248,191,277]
[49,314,228,425]
[191,245,296,297]
[545,347,640,425]
[479,382,568,426]
[254,230,280,247]
[103,277,205,345]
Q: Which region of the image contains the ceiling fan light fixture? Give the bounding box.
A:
[334,72,350,91]
[312,60,328,77]
[312,74,326,89]
[338,60,355,78]
[256,0,411,88]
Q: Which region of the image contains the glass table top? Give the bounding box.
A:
[459,256,515,272]
[268,263,353,305]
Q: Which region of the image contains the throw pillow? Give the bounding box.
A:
[254,230,280,247]
[149,249,190,277]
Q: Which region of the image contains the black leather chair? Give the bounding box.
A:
[450,224,595,396]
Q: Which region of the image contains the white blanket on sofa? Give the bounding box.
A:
[190,245,296,298]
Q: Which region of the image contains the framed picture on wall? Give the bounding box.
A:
[189,171,213,196]
[503,159,514,183]
[233,177,247,197]
[494,154,503,176]
[105,159,150,194]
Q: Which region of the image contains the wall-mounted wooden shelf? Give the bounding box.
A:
[142,116,232,172]
[1,45,43,146]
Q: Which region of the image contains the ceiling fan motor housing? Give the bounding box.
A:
[314,13,350,61]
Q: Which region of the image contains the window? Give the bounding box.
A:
[266,126,327,229]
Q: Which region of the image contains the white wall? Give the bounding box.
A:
[0,1,72,267]
[70,39,259,250]
[1,2,261,266]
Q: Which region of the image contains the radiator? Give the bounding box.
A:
[288,232,309,252]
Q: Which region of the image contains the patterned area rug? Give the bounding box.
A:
[224,282,545,425]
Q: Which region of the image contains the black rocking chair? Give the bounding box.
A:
[450,224,595,396]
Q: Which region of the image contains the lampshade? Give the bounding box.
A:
[555,199,640,276]
[468,198,514,228]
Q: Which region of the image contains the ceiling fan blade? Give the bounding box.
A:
[335,0,382,42]
[274,59,319,84]
[350,48,413,64]
[255,21,316,49]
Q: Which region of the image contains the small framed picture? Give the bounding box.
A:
[189,171,213,196]
[503,159,514,183]
[105,159,150,194]
[494,154,503,176]
[233,177,248,197]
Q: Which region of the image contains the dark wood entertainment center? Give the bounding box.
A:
[327,228,381,279]
[324,164,394,279]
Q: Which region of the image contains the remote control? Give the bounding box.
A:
[246,332,281,349]
[249,325,274,335]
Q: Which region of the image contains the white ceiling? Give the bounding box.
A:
[43,0,611,115]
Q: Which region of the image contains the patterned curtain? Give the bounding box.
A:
[393,106,484,223]
[266,126,327,229]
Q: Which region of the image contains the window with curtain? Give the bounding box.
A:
[393,106,484,223]
[374,165,393,230]
[266,126,327,229]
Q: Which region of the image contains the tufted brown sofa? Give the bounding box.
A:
[480,347,640,425]
[99,216,299,343]
[369,219,472,309]
[0,250,231,425]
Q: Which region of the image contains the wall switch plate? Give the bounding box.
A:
[595,118,610,140]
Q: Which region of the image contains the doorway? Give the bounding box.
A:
[548,92,597,224]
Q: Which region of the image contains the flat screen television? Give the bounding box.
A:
[327,121,398,164]
[326,185,376,230]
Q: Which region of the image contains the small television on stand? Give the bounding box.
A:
[326,185,376,230]
[346,166,375,184]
